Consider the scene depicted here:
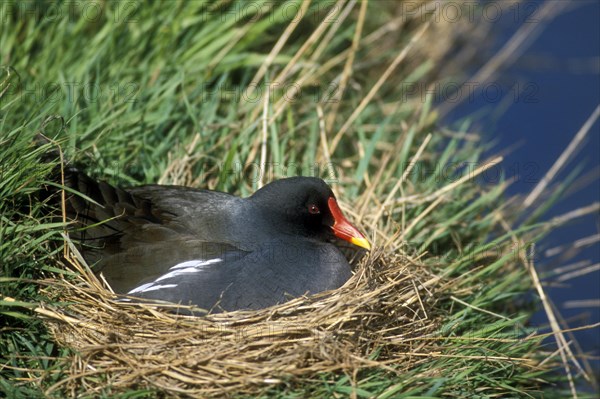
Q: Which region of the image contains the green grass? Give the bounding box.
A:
[0,1,595,397]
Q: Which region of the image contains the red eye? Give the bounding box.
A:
[308,204,320,214]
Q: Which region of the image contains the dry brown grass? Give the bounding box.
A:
[37,245,445,396]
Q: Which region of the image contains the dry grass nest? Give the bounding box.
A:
[37,228,450,397]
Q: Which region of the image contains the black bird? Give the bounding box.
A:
[61,168,370,313]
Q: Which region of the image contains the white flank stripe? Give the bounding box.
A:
[156,267,201,282]
[128,282,154,294]
[169,258,222,270]
[127,259,222,295]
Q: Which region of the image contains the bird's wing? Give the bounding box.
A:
[123,239,351,313]
[121,247,251,312]
[99,238,248,293]
[62,168,245,292]
[65,170,233,243]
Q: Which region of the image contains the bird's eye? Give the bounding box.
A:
[308,204,320,215]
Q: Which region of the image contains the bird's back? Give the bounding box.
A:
[63,168,249,292]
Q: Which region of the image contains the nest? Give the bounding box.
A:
[37,238,446,397]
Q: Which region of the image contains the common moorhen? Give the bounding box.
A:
[62,167,370,312]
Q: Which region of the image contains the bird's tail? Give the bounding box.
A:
[36,134,131,268]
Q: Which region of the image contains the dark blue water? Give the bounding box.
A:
[442,0,600,387]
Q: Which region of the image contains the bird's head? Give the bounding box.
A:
[250,177,370,250]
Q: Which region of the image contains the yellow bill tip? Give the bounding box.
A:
[350,236,371,251]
